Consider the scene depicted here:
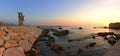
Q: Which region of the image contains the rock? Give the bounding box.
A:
[97,32,115,37]
[0,26,42,55]
[4,40,18,48]
[50,42,63,53]
[68,39,80,42]
[10,35,21,42]
[3,47,25,56]
[68,39,74,42]
[77,49,83,54]
[105,35,117,45]
[26,46,41,56]
[85,42,96,48]
[0,39,4,46]
[3,37,10,41]
[58,26,63,29]
[19,40,32,52]
[103,26,108,28]
[0,31,6,38]
[107,38,116,45]
[40,29,49,37]
[79,27,82,29]
[28,36,37,44]
[53,30,69,36]
[114,34,120,41]
[0,47,5,56]
[91,35,96,39]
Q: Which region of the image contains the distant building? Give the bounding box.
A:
[18,12,24,26]
[109,22,120,29]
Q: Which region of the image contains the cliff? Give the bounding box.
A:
[109,22,120,29]
[0,26,42,56]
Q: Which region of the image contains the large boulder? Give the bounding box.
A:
[19,40,32,52]
[85,42,96,48]
[3,37,10,41]
[0,31,6,38]
[0,47,5,56]
[53,30,69,36]
[4,40,18,48]
[0,39,4,46]
[50,42,63,53]
[97,32,114,37]
[3,47,25,56]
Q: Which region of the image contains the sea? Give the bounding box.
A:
[36,26,120,56]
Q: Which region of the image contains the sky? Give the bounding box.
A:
[0,0,120,27]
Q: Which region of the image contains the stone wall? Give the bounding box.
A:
[0,26,42,56]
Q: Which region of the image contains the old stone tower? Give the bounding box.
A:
[18,12,24,26]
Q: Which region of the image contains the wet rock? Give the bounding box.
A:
[4,40,18,48]
[47,35,55,42]
[26,43,41,56]
[39,37,50,41]
[3,47,25,56]
[79,27,82,29]
[68,39,80,42]
[68,39,74,42]
[40,29,49,37]
[85,42,96,48]
[46,41,52,46]
[114,34,120,41]
[97,32,115,37]
[104,37,108,40]
[107,38,116,45]
[50,43,63,53]
[19,40,32,52]
[0,39,4,46]
[0,47,5,56]
[58,26,63,29]
[105,35,116,39]
[91,35,96,39]
[77,49,83,54]
[36,26,41,28]
[28,36,37,44]
[105,35,118,45]
[103,26,108,28]
[53,30,69,36]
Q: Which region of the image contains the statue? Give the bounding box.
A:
[18,12,24,26]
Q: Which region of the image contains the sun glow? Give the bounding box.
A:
[71,0,120,26]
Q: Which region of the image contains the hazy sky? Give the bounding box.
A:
[0,0,120,26]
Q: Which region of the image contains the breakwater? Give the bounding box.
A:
[0,26,42,56]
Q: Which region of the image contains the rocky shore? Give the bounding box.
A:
[0,26,42,56]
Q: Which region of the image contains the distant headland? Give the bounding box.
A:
[109,22,120,29]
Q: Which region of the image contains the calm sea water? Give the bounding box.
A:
[37,26,120,56]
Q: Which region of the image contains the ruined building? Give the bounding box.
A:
[18,12,24,26]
